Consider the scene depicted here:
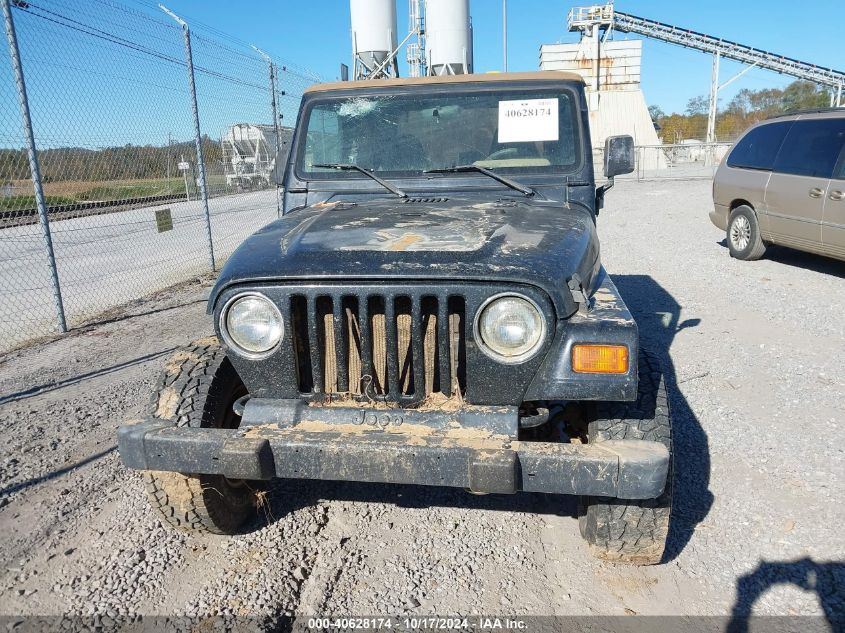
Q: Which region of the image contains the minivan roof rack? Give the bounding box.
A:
[766,107,845,119]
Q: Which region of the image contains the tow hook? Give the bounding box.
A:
[233,395,250,417]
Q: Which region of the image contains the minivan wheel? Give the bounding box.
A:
[727,205,766,261]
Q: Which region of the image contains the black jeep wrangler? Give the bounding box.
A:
[119,71,672,564]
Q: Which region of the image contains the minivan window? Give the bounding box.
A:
[772,118,845,179]
[727,121,791,171]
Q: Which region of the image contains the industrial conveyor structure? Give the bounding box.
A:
[568,4,845,143]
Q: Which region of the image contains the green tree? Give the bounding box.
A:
[781,80,829,111]
[654,79,835,143]
[648,104,665,121]
[685,95,709,116]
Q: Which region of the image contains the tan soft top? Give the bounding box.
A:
[304,71,585,94]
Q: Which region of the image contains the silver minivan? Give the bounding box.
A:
[711,109,845,261]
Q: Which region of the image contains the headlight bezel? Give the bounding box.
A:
[219,291,284,359]
[473,292,547,364]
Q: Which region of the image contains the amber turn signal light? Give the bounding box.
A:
[572,344,629,374]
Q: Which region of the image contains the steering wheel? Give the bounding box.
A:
[483,147,519,161]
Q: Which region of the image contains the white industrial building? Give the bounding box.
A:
[540,6,664,169]
[220,123,292,190]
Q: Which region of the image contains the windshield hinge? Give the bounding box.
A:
[567,274,591,314]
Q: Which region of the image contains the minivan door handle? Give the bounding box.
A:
[808,188,824,198]
[830,190,844,201]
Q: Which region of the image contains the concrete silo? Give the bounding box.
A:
[350,0,399,79]
[425,0,473,76]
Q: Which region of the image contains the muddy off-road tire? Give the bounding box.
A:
[579,349,673,565]
[144,337,260,535]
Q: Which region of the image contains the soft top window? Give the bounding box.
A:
[296,88,581,180]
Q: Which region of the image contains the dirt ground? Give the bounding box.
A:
[0,179,842,626]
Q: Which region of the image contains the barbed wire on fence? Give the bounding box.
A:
[1,0,322,353]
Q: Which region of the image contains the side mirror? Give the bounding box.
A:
[603,135,635,178]
[595,135,635,213]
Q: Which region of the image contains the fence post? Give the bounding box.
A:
[3,0,67,333]
[160,4,216,272]
[253,47,282,218]
[637,146,643,182]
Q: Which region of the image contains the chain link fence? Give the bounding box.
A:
[592,141,734,182]
[1,0,319,353]
[0,0,743,355]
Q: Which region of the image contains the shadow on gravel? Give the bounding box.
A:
[727,558,845,632]
[84,298,207,329]
[0,445,116,498]
[256,477,572,526]
[717,239,845,277]
[0,348,175,405]
[612,274,713,563]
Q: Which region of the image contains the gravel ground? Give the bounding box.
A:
[0,189,277,353]
[0,179,843,624]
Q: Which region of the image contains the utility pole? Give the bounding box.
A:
[166,131,172,179]
[502,0,507,72]
[706,52,720,146]
[251,46,282,160]
[180,154,190,201]
[252,45,282,218]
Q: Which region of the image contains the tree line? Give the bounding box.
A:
[649,80,833,144]
[1,137,223,183]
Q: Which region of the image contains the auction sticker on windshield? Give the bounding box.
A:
[498,98,559,143]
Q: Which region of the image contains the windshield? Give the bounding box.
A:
[297,88,581,180]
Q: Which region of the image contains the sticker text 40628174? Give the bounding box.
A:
[497,98,559,143]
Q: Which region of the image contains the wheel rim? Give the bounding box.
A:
[730,215,751,251]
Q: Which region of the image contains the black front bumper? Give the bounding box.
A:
[118,406,669,499]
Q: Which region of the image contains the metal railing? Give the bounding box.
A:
[592,141,733,182]
[1,0,319,353]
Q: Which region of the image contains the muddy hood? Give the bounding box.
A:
[210,197,601,318]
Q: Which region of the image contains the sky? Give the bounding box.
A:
[165,0,842,114]
[1,0,841,151]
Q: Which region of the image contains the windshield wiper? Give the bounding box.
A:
[313,163,406,198]
[424,165,534,197]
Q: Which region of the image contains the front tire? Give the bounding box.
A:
[579,349,673,565]
[144,337,260,535]
[727,205,766,260]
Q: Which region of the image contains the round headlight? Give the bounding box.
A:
[476,295,545,362]
[222,294,284,356]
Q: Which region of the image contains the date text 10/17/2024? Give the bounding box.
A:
[306,617,528,630]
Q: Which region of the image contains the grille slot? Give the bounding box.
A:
[292,291,465,402]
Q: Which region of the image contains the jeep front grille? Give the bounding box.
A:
[289,291,466,403]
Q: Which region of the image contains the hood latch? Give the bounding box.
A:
[567,274,591,314]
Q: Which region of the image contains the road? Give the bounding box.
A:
[0,179,842,628]
[0,189,278,352]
